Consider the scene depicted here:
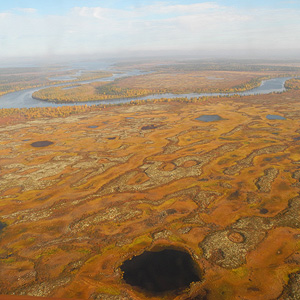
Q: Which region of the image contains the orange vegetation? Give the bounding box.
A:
[114,70,269,93]
[285,77,300,90]
[32,82,159,103]
[0,89,300,300]
[31,69,298,104]
[0,296,81,300]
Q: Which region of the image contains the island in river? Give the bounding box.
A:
[0,59,300,300]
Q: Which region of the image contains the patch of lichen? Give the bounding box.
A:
[1,91,300,299]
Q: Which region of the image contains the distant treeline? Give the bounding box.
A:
[0,67,112,97]
[285,78,300,90]
[155,62,300,73]
[32,82,160,103]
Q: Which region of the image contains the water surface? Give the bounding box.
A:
[0,75,291,109]
[266,114,286,120]
[195,115,223,122]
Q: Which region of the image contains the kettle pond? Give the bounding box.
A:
[1,59,300,300]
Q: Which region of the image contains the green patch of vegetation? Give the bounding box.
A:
[122,234,152,252]
[77,248,91,254]
[1,258,16,264]
[36,247,59,259]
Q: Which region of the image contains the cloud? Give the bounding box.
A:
[14,8,37,14]
[0,2,300,58]
[0,13,11,18]
[133,2,220,14]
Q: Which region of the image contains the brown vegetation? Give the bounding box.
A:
[32,82,159,103]
[1,80,300,300]
[285,77,300,90]
[0,68,112,97]
[114,70,269,94]
[31,68,297,104]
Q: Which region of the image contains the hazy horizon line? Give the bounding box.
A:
[1,48,300,68]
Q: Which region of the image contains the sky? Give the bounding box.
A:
[0,0,300,60]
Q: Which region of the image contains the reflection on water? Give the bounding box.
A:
[0,73,292,109]
[266,114,286,120]
[195,115,223,122]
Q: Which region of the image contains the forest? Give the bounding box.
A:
[30,60,300,104]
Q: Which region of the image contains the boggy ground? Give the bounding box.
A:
[0,91,300,300]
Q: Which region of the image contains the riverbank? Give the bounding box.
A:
[0,76,291,109]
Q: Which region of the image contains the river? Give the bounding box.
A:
[0,71,291,109]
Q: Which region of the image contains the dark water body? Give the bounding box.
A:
[0,74,292,109]
[30,141,54,147]
[120,249,200,293]
[88,125,98,128]
[196,115,223,122]
[0,221,7,232]
[266,114,286,120]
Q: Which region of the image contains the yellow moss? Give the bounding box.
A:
[100,244,116,255]
[77,248,91,254]
[84,254,104,265]
[231,266,248,278]
[1,258,16,264]
[122,235,153,252]
[283,267,300,283]
[96,285,121,295]
[35,247,59,259]
[169,235,184,243]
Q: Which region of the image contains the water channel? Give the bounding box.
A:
[0,69,291,109]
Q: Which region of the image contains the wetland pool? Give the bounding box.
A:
[195,115,223,122]
[266,114,286,120]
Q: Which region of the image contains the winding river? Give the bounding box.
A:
[0,70,291,109]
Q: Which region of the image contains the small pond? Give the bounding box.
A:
[195,115,223,122]
[30,141,54,147]
[120,248,201,293]
[266,114,286,120]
